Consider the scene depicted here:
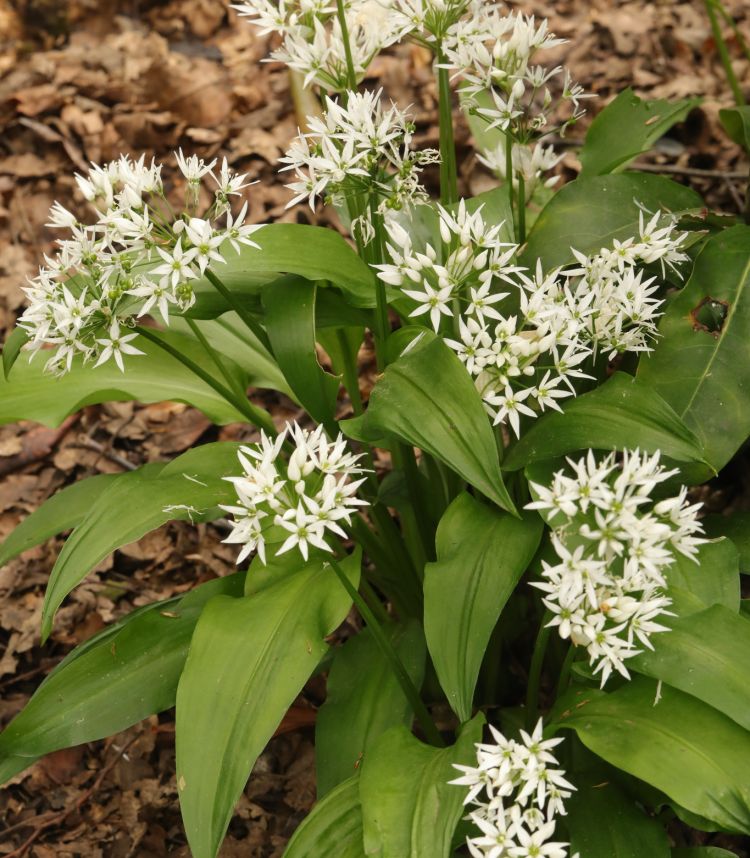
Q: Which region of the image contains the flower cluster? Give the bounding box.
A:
[563,210,689,358]
[376,201,588,436]
[376,202,687,436]
[450,719,577,858]
[280,89,438,234]
[19,152,262,376]
[527,449,705,686]
[477,140,562,198]
[233,0,405,91]
[390,0,474,45]
[444,8,589,144]
[221,423,369,564]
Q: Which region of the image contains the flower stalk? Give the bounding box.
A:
[134,325,274,432]
[328,556,444,747]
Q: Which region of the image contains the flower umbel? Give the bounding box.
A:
[19,153,262,376]
[526,449,705,686]
[279,89,438,232]
[450,718,578,858]
[221,422,369,565]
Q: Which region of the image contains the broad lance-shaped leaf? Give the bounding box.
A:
[284,776,364,858]
[579,88,701,176]
[41,443,243,641]
[354,338,515,513]
[522,172,702,270]
[176,550,361,858]
[556,677,750,834]
[664,538,740,616]
[2,326,28,379]
[263,276,340,425]
[704,511,750,572]
[720,106,750,152]
[638,226,750,471]
[633,605,750,730]
[0,469,156,568]
[358,715,484,858]
[187,223,377,315]
[424,494,542,722]
[0,329,263,427]
[673,850,739,857]
[566,760,670,858]
[315,619,426,798]
[171,312,292,396]
[0,572,244,778]
[503,372,706,473]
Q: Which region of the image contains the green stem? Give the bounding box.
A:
[134,325,274,433]
[715,0,750,65]
[517,171,527,245]
[204,269,273,353]
[704,0,746,106]
[397,444,434,565]
[525,610,552,730]
[437,57,459,206]
[185,317,245,399]
[370,204,391,371]
[335,0,358,92]
[555,645,576,700]
[359,576,391,625]
[336,328,364,416]
[328,556,444,746]
[505,133,516,232]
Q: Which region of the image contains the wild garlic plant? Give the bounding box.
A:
[3,2,750,857]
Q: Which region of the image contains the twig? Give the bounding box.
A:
[629,161,748,179]
[76,436,139,471]
[4,733,141,857]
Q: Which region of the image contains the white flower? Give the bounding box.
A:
[152,239,197,289]
[185,218,226,273]
[19,150,261,376]
[220,423,369,566]
[94,320,144,372]
[175,149,217,184]
[279,89,435,217]
[403,282,454,331]
[451,719,576,858]
[527,449,705,685]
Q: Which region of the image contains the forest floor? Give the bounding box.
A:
[1,0,749,855]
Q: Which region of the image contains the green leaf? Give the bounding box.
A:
[580,88,701,176]
[359,715,484,858]
[316,619,426,798]
[566,771,670,857]
[0,572,244,768]
[41,443,242,641]
[664,538,740,615]
[188,223,376,315]
[2,327,29,380]
[704,512,750,572]
[633,605,750,730]
[638,226,750,471]
[424,494,542,722]
[175,550,360,858]
[171,312,292,396]
[720,106,750,152]
[284,775,365,858]
[356,338,516,513]
[522,173,702,270]
[503,373,706,472]
[0,470,145,568]
[556,677,750,834]
[672,849,739,857]
[263,276,340,425]
[0,330,256,427]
